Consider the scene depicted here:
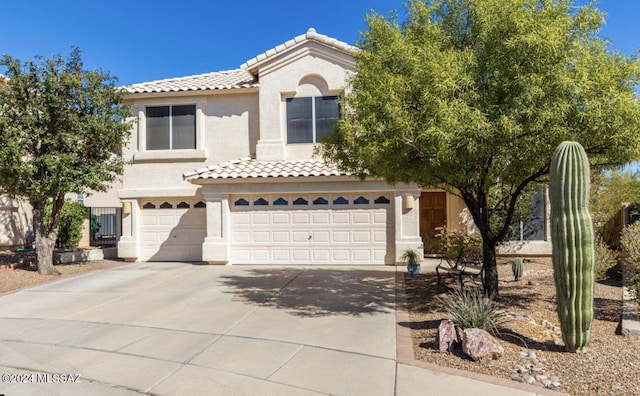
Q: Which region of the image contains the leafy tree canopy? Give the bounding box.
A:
[320,0,640,296]
[0,47,130,274]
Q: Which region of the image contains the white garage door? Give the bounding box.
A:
[140,199,206,261]
[230,194,392,265]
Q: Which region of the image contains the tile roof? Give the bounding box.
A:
[123,28,357,95]
[184,157,352,181]
[124,69,258,94]
[242,28,359,70]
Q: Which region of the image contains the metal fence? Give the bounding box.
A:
[89,207,118,247]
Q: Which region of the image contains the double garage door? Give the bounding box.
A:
[230,193,392,265]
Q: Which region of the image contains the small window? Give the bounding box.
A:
[374,196,391,204]
[254,198,269,206]
[333,196,348,205]
[160,202,173,209]
[234,198,249,206]
[194,201,206,208]
[143,202,156,209]
[274,197,288,206]
[177,201,190,208]
[146,105,196,150]
[354,196,369,205]
[293,197,308,205]
[313,197,328,205]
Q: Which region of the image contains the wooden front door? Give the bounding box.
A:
[420,192,447,253]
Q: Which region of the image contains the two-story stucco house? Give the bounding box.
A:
[85,28,547,264]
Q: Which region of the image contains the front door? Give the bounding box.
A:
[420,192,447,253]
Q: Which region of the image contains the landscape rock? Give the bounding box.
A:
[461,328,504,361]
[436,319,457,352]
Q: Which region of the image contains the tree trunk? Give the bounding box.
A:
[482,241,499,298]
[33,203,60,276]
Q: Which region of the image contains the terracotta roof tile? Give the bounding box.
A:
[184,157,351,181]
[125,69,257,94]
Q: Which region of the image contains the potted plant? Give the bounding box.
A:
[401,249,422,276]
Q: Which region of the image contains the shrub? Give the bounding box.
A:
[439,288,507,335]
[620,222,640,299]
[431,226,482,263]
[594,234,618,281]
[45,201,86,249]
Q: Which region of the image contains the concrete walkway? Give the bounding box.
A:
[0,263,555,395]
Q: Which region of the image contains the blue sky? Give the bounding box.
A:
[1,1,638,86]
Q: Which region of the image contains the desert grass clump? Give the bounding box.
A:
[440,288,507,335]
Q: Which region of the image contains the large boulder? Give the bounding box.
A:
[462,328,504,361]
[436,319,457,352]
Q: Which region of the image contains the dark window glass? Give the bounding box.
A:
[234,198,249,206]
[333,196,348,205]
[354,196,369,205]
[142,202,156,209]
[172,105,196,149]
[374,196,390,204]
[313,197,328,205]
[274,197,288,206]
[254,198,269,206]
[315,96,339,142]
[146,106,170,150]
[194,201,206,208]
[177,201,190,208]
[160,202,173,209]
[293,197,308,205]
[286,97,313,143]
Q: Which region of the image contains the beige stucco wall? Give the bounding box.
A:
[255,42,355,161]
[0,196,32,248]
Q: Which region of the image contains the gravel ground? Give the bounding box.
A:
[405,258,640,396]
[0,258,128,295]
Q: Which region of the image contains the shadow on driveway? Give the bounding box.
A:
[219,268,397,318]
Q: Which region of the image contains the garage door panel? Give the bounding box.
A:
[312,212,330,224]
[234,213,251,225]
[254,213,271,225]
[273,250,290,261]
[353,231,371,243]
[142,216,158,226]
[158,215,175,226]
[233,231,251,243]
[253,231,270,242]
[273,231,290,243]
[272,213,288,224]
[353,212,371,223]
[292,213,310,224]
[292,250,310,261]
[332,212,350,224]
[293,231,310,242]
[332,231,350,243]
[313,231,330,242]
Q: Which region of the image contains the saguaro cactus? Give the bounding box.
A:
[549,141,595,353]
[511,258,523,281]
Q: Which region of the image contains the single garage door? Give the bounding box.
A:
[230,193,392,265]
[140,199,206,261]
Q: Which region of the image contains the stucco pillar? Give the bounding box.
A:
[394,185,423,263]
[202,193,230,264]
[117,199,139,262]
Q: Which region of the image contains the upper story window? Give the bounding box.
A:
[146,105,196,150]
[286,96,339,144]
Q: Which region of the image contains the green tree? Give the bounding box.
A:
[591,169,640,247]
[320,0,640,297]
[0,48,129,275]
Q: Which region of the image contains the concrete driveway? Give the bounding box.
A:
[0,262,544,395]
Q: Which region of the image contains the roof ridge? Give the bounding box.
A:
[241,27,358,70]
